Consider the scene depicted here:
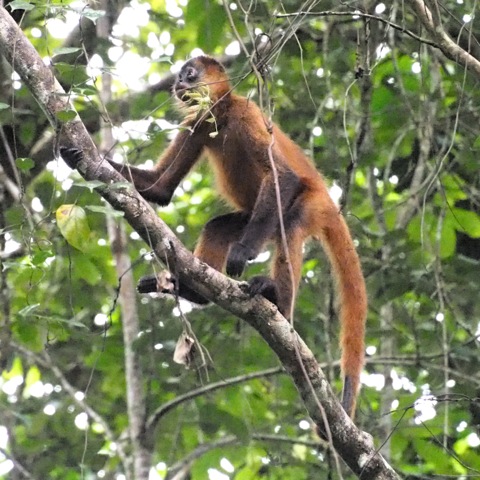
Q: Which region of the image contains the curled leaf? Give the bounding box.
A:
[56,204,90,252]
[173,332,196,367]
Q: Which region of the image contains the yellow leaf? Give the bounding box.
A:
[56,204,90,252]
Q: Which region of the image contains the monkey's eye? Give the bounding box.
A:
[185,67,198,82]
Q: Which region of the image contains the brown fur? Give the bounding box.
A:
[109,56,367,417]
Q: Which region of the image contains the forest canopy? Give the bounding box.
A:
[0,1,480,479]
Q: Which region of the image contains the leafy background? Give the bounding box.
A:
[0,0,480,479]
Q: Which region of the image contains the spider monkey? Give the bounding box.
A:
[61,55,367,418]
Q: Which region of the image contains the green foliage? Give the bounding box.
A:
[56,204,91,252]
[15,157,35,172]
[1,0,480,479]
[7,0,35,12]
[185,0,227,52]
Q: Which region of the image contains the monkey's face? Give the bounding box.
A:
[174,62,201,101]
[174,56,230,104]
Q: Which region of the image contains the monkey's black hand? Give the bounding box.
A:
[60,147,83,170]
[248,276,279,307]
[226,242,256,277]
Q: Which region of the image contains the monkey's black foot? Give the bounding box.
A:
[137,273,158,293]
[137,271,175,294]
[226,242,256,277]
[248,276,279,307]
[60,147,83,169]
[137,271,209,305]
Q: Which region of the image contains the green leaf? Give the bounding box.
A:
[185,0,204,22]
[0,102,9,110]
[18,304,41,318]
[186,0,226,51]
[71,250,102,286]
[3,357,23,379]
[413,438,454,472]
[31,250,54,266]
[14,319,43,351]
[85,205,125,217]
[293,443,308,461]
[54,62,89,85]
[53,47,82,56]
[73,180,105,192]
[199,405,249,441]
[197,4,226,51]
[451,208,480,238]
[235,464,261,480]
[441,174,467,202]
[70,86,98,96]
[56,109,77,122]
[220,411,249,441]
[80,8,105,23]
[7,0,34,11]
[15,157,35,172]
[25,365,41,388]
[439,222,456,258]
[56,204,91,252]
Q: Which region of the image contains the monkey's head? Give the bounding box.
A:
[174,56,230,105]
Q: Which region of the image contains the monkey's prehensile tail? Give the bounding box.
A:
[319,213,367,417]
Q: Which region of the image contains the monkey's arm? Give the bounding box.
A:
[108,129,205,205]
[226,168,302,277]
[61,129,205,206]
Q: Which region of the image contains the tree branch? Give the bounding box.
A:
[406,0,480,78]
[95,1,151,478]
[166,433,324,480]
[275,9,439,48]
[146,366,283,435]
[0,447,35,480]
[0,7,399,478]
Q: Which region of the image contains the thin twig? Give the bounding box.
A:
[275,10,439,48]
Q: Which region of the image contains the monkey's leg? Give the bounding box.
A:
[138,212,249,304]
[194,212,250,270]
[249,227,304,319]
